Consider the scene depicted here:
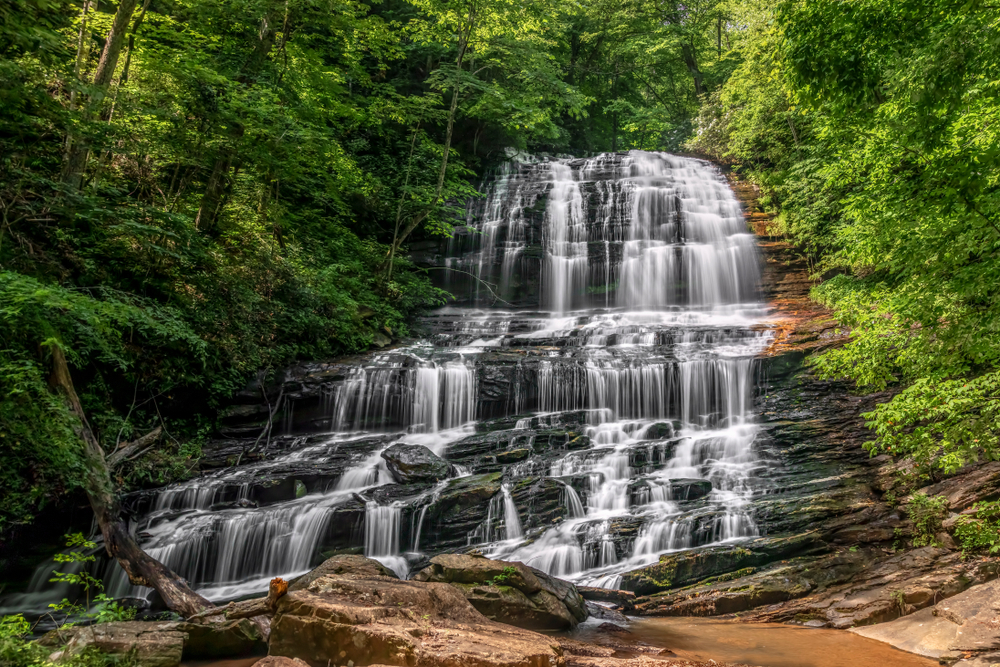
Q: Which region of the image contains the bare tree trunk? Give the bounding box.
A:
[47,346,213,619]
[194,152,232,230]
[717,16,722,58]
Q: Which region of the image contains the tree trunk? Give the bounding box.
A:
[195,2,282,230]
[194,152,233,231]
[681,43,704,97]
[717,16,722,58]
[107,426,162,468]
[387,3,477,268]
[63,0,140,189]
[47,346,213,619]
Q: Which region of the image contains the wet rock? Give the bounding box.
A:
[381,444,452,484]
[585,602,629,625]
[577,586,636,610]
[597,622,631,635]
[290,554,398,591]
[510,477,568,532]
[40,621,186,667]
[639,422,678,441]
[621,532,824,595]
[269,565,564,667]
[626,478,711,505]
[413,554,588,630]
[496,448,532,464]
[418,473,503,551]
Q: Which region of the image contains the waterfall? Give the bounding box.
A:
[4,151,777,614]
[364,502,407,578]
[501,484,524,540]
[562,483,586,519]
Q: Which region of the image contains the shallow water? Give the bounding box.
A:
[579,617,937,667]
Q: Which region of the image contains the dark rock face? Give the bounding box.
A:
[621,532,824,596]
[381,443,452,484]
[418,473,503,551]
[413,554,588,630]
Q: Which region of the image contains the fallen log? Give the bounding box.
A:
[189,578,288,621]
[48,345,214,619]
[107,426,163,468]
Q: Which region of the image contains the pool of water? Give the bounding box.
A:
[577,617,937,667]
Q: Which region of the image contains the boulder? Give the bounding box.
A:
[639,422,678,441]
[413,554,588,630]
[852,578,1000,661]
[290,554,398,591]
[253,657,310,667]
[585,602,629,625]
[39,619,267,666]
[40,622,186,667]
[268,567,564,667]
[380,444,452,484]
[577,586,635,609]
[621,532,823,595]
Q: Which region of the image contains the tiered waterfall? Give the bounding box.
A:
[4,151,774,612]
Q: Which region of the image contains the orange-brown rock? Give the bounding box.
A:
[269,557,565,667]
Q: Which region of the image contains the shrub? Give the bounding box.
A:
[954,501,1000,554]
[907,492,949,547]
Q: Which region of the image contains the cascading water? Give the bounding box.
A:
[6,151,776,615]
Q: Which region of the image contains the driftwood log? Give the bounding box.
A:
[189,578,289,621]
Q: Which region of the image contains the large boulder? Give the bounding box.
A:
[620,532,823,596]
[39,619,266,667]
[289,553,398,591]
[413,554,588,631]
[852,577,1000,663]
[41,622,185,667]
[380,443,452,484]
[268,559,565,667]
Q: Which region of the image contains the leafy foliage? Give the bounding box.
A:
[954,501,1000,554]
[689,0,1000,473]
[906,492,949,548]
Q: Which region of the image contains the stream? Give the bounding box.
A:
[577,618,937,667]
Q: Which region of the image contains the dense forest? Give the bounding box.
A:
[1,0,999,624]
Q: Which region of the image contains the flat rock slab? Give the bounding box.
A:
[38,619,266,667]
[851,578,1000,660]
[40,621,186,667]
[851,607,959,659]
